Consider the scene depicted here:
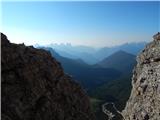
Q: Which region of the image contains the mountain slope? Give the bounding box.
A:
[91,75,132,109]
[123,33,160,120]
[98,50,136,73]
[95,42,146,61]
[91,51,136,120]
[40,47,122,90]
[43,42,146,65]
[1,33,95,120]
[47,44,98,64]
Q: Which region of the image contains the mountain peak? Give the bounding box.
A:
[103,50,136,60]
[153,32,160,41]
[113,50,133,56]
[98,50,136,73]
[1,33,9,44]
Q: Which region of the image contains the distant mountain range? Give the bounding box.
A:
[90,51,136,120]
[47,43,98,64]
[35,42,146,64]
[39,47,122,90]
[37,43,144,120]
[95,42,146,61]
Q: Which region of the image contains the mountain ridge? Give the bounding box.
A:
[39,42,146,64]
[40,47,122,90]
[97,50,136,74]
[1,33,95,120]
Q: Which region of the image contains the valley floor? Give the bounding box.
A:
[102,102,124,120]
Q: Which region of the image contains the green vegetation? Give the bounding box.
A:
[90,98,103,113]
[89,75,132,120]
[90,75,132,111]
[40,47,135,120]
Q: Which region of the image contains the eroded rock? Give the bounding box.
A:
[122,32,160,120]
[1,33,95,120]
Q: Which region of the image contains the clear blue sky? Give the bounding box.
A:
[2,1,160,47]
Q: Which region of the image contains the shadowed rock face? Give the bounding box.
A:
[1,33,95,120]
[122,33,160,120]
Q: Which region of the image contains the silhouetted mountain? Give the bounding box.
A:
[40,47,122,90]
[39,47,89,69]
[48,43,96,54]
[95,42,146,61]
[47,43,98,64]
[54,49,79,60]
[97,50,136,74]
[90,51,136,120]
[1,33,95,120]
[43,42,146,65]
[37,45,141,120]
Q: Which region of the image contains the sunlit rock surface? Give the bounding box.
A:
[122,33,160,120]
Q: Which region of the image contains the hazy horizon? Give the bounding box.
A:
[2,1,159,47]
[34,41,147,49]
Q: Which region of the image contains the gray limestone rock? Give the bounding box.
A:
[122,32,160,120]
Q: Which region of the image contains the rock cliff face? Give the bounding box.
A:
[123,32,160,120]
[1,33,95,120]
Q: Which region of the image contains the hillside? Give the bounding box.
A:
[40,47,122,90]
[43,42,146,65]
[97,50,136,73]
[40,47,137,120]
[46,44,98,64]
[1,33,95,120]
[95,42,146,60]
[90,75,132,109]
[90,51,136,120]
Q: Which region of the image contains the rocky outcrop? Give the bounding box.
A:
[1,33,95,120]
[122,33,160,120]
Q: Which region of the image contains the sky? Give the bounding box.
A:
[1,1,160,47]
